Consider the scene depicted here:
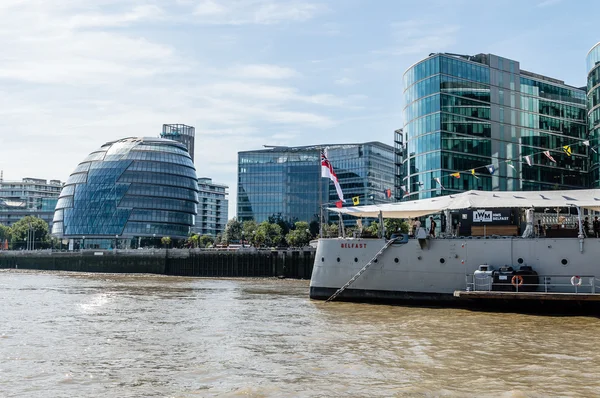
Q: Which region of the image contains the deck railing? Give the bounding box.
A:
[465,274,599,294]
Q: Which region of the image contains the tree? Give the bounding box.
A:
[10,216,49,249]
[285,221,312,248]
[384,219,410,239]
[255,221,283,247]
[242,220,258,246]
[187,234,199,248]
[0,224,11,242]
[223,218,242,245]
[199,235,215,248]
[161,236,172,248]
[324,223,339,238]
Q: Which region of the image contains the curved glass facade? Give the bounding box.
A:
[403,53,588,200]
[52,137,198,244]
[588,43,600,186]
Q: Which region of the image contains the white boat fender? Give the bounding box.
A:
[570,276,582,286]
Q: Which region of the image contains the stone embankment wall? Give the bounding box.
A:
[0,249,315,279]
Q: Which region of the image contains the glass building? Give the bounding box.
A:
[161,124,196,163]
[588,43,600,186]
[237,142,395,224]
[193,178,228,237]
[52,137,199,248]
[0,177,63,210]
[403,53,588,200]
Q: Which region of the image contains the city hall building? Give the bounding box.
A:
[52,137,199,249]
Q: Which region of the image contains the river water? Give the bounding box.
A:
[1,270,599,398]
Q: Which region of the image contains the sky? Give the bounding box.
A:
[0,0,597,218]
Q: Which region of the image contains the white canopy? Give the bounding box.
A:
[330,189,600,219]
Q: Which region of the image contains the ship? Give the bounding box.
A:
[309,189,600,313]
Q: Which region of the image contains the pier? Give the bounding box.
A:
[0,249,315,279]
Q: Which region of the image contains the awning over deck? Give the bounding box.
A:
[329,189,600,219]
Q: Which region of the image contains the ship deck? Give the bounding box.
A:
[454,291,600,301]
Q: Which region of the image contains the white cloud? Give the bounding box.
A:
[227,64,299,79]
[335,77,358,86]
[192,0,325,25]
[537,0,562,7]
[374,20,460,56]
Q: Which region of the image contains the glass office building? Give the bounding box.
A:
[237,142,395,224]
[52,137,199,248]
[588,43,600,186]
[161,124,196,163]
[403,53,588,200]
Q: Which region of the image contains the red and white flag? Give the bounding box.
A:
[321,149,345,202]
[543,150,556,162]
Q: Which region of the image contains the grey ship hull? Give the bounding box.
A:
[309,237,600,312]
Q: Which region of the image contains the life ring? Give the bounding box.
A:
[571,276,582,286]
[511,275,524,287]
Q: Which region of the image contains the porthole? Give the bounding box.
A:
[321,257,324,262]
[336,257,340,263]
[440,258,445,264]
[561,258,568,265]
[354,257,358,262]
[517,258,524,264]
[394,258,399,263]
[374,259,378,263]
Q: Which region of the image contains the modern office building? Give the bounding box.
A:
[161,124,196,163]
[193,178,228,237]
[588,43,600,186]
[0,177,63,210]
[237,142,395,224]
[402,52,588,200]
[52,137,199,249]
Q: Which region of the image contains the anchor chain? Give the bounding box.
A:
[326,238,398,302]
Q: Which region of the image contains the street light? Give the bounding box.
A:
[115,235,119,250]
[82,236,86,250]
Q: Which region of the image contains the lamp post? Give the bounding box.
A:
[153,233,156,248]
[82,236,86,251]
[241,231,245,248]
[115,235,119,250]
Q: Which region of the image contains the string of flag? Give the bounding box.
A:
[400,137,599,196]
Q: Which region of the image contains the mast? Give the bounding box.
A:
[319,147,323,238]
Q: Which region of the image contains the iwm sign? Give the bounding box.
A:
[472,209,511,224]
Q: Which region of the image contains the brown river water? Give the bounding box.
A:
[1,269,599,398]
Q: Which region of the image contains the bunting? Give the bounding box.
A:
[543,150,556,162]
[352,196,360,205]
[425,137,598,187]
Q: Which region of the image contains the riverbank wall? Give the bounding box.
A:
[0,249,315,279]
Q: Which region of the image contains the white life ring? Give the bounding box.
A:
[570,276,582,286]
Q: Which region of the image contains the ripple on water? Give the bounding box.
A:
[1,271,600,398]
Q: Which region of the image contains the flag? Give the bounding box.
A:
[506,160,516,170]
[524,155,532,166]
[321,149,345,202]
[434,177,444,190]
[384,188,392,198]
[562,145,572,156]
[470,169,479,179]
[400,185,409,196]
[335,201,343,208]
[450,172,460,178]
[487,165,496,175]
[352,196,360,205]
[543,150,556,162]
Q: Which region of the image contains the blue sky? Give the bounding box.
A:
[0,0,597,217]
